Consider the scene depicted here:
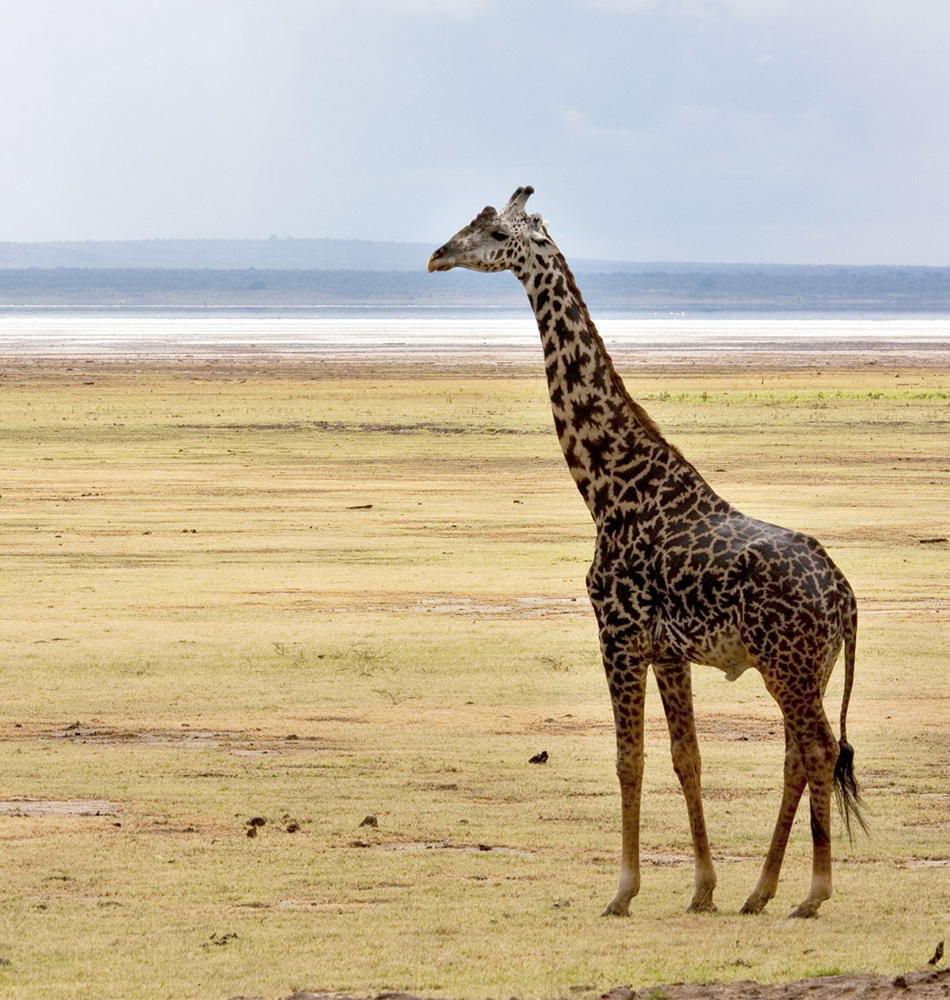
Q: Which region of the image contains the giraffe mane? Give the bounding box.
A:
[553,250,711,486]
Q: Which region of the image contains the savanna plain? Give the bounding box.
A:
[0,345,948,1000]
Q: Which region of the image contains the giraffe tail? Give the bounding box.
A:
[833,593,868,842]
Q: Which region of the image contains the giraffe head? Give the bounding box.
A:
[427,185,559,275]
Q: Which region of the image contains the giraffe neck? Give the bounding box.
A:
[517,252,712,522]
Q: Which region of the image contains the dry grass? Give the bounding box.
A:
[0,355,947,1000]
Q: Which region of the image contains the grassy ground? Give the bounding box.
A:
[0,355,947,1000]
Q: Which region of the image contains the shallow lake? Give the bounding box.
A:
[2,309,950,359]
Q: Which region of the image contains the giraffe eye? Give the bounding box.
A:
[490,230,509,242]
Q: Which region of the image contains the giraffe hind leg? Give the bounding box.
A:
[788,720,838,918]
[741,721,805,914]
[759,679,838,918]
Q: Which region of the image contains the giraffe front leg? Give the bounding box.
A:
[603,732,644,916]
[602,649,649,917]
[654,661,717,914]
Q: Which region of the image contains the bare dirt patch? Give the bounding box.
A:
[600,967,950,1000]
[408,595,588,618]
[375,840,534,857]
[231,968,950,1000]
[527,712,782,743]
[695,714,783,742]
[34,723,333,755]
[0,799,117,817]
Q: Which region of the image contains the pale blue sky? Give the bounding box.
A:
[2,0,949,263]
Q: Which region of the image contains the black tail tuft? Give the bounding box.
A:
[833,739,868,843]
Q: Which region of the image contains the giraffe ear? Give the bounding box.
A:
[529,232,559,257]
[527,215,558,257]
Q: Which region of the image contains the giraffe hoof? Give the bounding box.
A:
[740,897,768,915]
[688,884,717,914]
[601,901,630,917]
[789,901,821,919]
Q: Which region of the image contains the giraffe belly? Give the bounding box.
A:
[650,613,756,680]
[686,627,757,681]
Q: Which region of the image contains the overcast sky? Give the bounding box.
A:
[2,0,949,264]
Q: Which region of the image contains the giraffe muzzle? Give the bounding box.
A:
[426,246,454,272]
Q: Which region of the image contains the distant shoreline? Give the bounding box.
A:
[2,313,949,374]
[5,302,950,318]
[7,304,950,323]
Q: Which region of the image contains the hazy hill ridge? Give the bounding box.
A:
[0,235,749,273]
[0,236,436,272]
[1,238,949,311]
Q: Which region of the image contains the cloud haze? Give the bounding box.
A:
[2,0,948,263]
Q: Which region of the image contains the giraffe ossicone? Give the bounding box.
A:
[428,186,865,918]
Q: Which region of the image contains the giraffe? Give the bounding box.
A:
[427,186,865,918]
